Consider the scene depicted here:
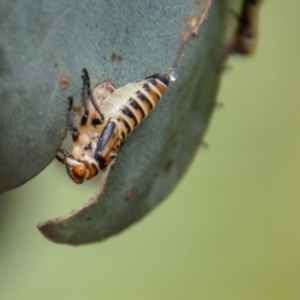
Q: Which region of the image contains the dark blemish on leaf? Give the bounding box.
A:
[86,216,92,221]
[164,159,173,174]
[125,189,133,199]
[59,74,69,89]
[110,52,122,62]
[54,62,58,68]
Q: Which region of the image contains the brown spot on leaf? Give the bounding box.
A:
[172,0,211,67]
[110,52,122,62]
[164,159,173,174]
[59,74,69,89]
[125,189,133,199]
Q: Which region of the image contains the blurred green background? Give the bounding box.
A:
[1,1,300,299]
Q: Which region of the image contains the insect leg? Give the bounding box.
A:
[68,96,79,141]
[82,68,105,123]
[56,154,64,163]
[56,148,70,164]
[94,119,119,169]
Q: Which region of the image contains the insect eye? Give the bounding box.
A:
[66,163,87,184]
[72,164,86,178]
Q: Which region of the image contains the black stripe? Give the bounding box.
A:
[92,117,102,126]
[81,115,88,126]
[129,97,145,118]
[98,156,107,170]
[119,117,132,134]
[145,73,159,80]
[136,90,154,109]
[144,81,161,99]
[71,130,79,142]
[153,74,169,86]
[122,106,138,126]
[143,82,150,92]
[148,79,157,87]
[84,142,92,151]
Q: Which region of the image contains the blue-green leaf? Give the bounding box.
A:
[0,0,236,244]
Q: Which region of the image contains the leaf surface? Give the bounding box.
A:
[0,0,230,244]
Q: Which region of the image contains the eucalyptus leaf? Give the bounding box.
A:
[1,0,240,244]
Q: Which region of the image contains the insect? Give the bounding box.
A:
[56,68,176,184]
[229,0,262,55]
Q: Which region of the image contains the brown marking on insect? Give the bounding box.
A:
[59,74,69,89]
[76,79,116,117]
[110,51,122,62]
[144,84,159,104]
[172,0,212,68]
[153,80,167,95]
[125,189,133,199]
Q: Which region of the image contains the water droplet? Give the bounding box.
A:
[166,68,177,82]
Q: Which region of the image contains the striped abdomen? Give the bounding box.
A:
[107,73,170,138]
[95,73,171,169]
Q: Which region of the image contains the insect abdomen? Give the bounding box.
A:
[95,73,171,170]
[115,73,170,137]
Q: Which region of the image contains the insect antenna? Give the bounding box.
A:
[80,72,90,126]
[67,96,79,141]
[56,148,70,164]
[82,68,105,123]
